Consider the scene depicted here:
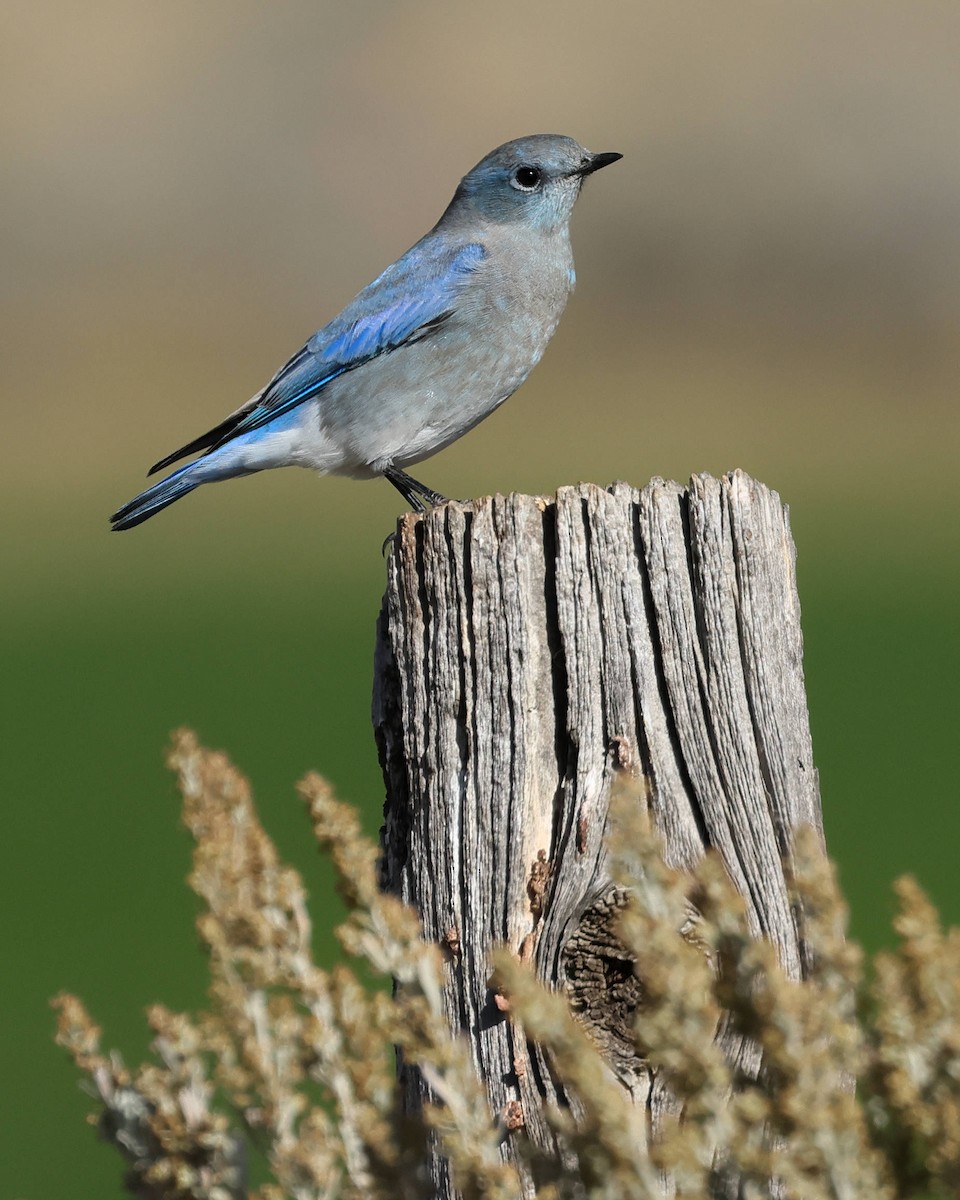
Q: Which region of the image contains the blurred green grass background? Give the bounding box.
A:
[3,2,959,1195]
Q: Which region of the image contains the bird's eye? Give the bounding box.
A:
[511,165,542,191]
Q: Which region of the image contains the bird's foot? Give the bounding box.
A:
[384,465,453,513]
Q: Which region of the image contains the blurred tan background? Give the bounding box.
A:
[3,2,959,1195]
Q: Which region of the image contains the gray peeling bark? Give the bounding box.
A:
[372,472,823,1193]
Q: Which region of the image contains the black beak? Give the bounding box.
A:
[577,151,623,177]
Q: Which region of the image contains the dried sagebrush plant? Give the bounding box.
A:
[56,735,960,1199]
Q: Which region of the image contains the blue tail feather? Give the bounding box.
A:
[111,414,297,530]
[110,462,201,531]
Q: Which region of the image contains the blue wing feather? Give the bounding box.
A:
[146,240,486,475]
[214,240,486,446]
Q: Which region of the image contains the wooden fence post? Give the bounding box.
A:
[372,472,824,1196]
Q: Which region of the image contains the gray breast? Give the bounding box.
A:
[311,230,575,474]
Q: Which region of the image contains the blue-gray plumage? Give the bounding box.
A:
[110,135,621,530]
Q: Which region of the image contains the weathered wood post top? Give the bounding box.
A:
[373,472,824,1195]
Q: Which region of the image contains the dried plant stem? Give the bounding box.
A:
[56,735,960,1199]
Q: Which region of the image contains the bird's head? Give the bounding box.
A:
[446,135,621,231]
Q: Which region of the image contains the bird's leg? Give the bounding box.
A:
[384,465,451,513]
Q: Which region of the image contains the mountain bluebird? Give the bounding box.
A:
[111,134,621,530]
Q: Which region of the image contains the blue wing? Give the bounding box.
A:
[149,239,486,475]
